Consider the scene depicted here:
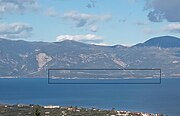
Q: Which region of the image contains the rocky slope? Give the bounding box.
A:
[0,36,180,78]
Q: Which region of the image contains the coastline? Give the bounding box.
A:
[0,104,164,116]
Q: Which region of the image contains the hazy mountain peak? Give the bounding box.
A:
[134,36,180,48]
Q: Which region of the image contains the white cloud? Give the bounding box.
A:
[143,23,180,34]
[143,28,155,34]
[0,0,38,15]
[0,23,33,39]
[56,34,103,44]
[90,25,98,32]
[45,8,59,17]
[162,23,180,33]
[94,43,111,46]
[63,11,112,27]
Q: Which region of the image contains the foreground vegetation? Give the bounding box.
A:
[0,104,165,116]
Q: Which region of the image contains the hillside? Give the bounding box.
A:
[0,36,180,77]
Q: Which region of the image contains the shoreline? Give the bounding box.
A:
[0,104,164,116]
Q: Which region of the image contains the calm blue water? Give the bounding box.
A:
[0,78,180,116]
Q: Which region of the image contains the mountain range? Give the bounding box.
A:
[0,36,180,78]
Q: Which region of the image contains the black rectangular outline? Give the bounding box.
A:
[47,68,161,84]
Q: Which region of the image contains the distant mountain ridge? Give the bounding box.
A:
[134,36,180,48]
[0,36,180,77]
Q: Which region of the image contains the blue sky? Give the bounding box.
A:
[1,0,180,45]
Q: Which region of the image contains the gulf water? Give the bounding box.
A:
[0,78,179,116]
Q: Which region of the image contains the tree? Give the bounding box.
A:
[34,108,41,116]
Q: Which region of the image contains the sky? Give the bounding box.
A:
[1,0,180,45]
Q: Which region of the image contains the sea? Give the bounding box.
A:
[0,78,180,116]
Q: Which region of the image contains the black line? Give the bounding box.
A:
[47,82,161,84]
[48,68,161,71]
